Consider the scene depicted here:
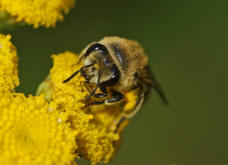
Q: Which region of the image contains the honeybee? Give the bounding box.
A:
[63,36,167,131]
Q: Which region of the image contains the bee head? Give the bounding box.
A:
[63,43,120,86]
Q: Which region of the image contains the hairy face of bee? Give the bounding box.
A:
[67,43,120,86]
[82,53,113,84]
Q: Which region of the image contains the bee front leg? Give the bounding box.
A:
[111,114,127,133]
[111,92,144,132]
[86,90,124,106]
[93,86,108,98]
[104,90,124,105]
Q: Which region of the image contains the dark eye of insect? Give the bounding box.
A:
[85,43,108,57]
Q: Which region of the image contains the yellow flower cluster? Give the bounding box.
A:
[38,52,128,164]
[0,0,75,28]
[0,34,78,165]
[0,33,132,165]
[0,34,19,92]
[0,93,78,165]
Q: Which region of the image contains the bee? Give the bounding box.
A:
[63,36,167,131]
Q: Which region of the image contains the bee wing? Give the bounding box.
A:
[140,66,168,105]
[147,70,168,105]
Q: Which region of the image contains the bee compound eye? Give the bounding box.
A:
[85,43,108,57]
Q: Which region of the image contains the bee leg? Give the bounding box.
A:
[86,90,123,107]
[111,92,144,132]
[93,93,107,98]
[84,82,106,98]
[84,83,92,93]
[84,82,107,98]
[93,86,108,98]
[113,115,126,133]
[86,100,105,106]
[104,90,124,104]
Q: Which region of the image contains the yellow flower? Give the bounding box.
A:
[0,0,75,28]
[37,52,130,164]
[0,33,134,165]
[0,92,78,165]
[0,34,78,165]
[0,34,19,92]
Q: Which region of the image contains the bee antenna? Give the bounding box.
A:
[63,64,93,83]
[63,68,83,83]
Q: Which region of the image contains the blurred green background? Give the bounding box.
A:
[2,0,228,164]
